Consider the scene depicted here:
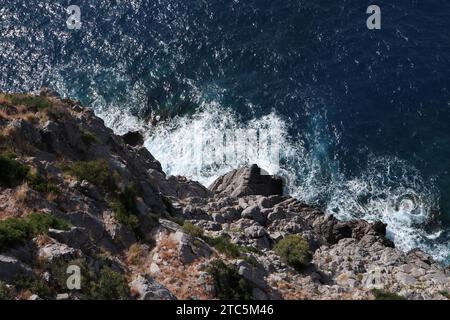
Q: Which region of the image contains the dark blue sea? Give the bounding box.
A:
[1,0,449,263]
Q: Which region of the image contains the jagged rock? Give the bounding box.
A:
[236,259,268,290]
[7,119,41,146]
[209,164,283,197]
[48,227,92,251]
[121,131,144,146]
[0,255,33,282]
[244,225,267,239]
[130,275,177,300]
[37,241,81,263]
[0,93,448,301]
[241,205,265,225]
[103,210,137,249]
[171,231,212,264]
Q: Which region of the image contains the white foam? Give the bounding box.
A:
[98,104,449,264]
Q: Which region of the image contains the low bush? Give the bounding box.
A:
[112,184,140,230]
[0,212,70,252]
[182,221,204,238]
[371,289,406,300]
[89,267,130,300]
[0,152,29,187]
[81,130,98,146]
[273,235,312,271]
[15,275,53,299]
[63,159,117,191]
[27,172,60,195]
[206,259,253,300]
[206,235,241,259]
[0,281,12,300]
[7,94,53,110]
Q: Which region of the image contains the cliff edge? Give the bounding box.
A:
[0,91,448,300]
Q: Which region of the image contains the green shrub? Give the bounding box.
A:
[0,152,29,187]
[27,172,60,195]
[206,235,241,259]
[242,255,259,267]
[90,267,130,300]
[371,288,406,300]
[0,281,12,300]
[112,184,140,230]
[206,260,253,300]
[274,235,312,271]
[81,130,98,146]
[25,212,70,235]
[0,212,70,252]
[182,221,204,238]
[15,275,53,299]
[439,290,450,299]
[8,94,53,110]
[64,159,117,191]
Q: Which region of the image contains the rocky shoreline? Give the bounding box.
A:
[0,91,448,300]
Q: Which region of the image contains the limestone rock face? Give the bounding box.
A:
[129,275,177,300]
[209,164,283,198]
[0,255,33,281]
[0,92,448,301]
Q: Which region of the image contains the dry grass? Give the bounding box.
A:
[14,182,30,204]
[126,243,148,267]
[16,290,33,300]
[23,112,39,125]
[34,234,53,247]
[148,235,216,300]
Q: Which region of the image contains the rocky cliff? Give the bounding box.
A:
[0,91,448,300]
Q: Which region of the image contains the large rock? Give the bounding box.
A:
[0,255,33,282]
[37,241,81,263]
[209,164,283,198]
[129,275,177,300]
[121,131,144,146]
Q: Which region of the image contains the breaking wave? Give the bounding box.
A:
[99,104,449,264]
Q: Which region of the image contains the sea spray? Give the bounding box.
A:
[97,104,449,264]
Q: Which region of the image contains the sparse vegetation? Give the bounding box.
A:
[112,184,140,230]
[5,94,53,111]
[182,221,204,238]
[161,195,175,215]
[274,235,312,271]
[439,290,450,299]
[27,171,60,195]
[0,281,12,300]
[205,234,241,259]
[63,159,117,192]
[89,267,130,300]
[15,275,53,299]
[371,288,406,300]
[0,151,60,195]
[81,130,98,146]
[0,152,29,187]
[206,259,253,300]
[0,212,70,252]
